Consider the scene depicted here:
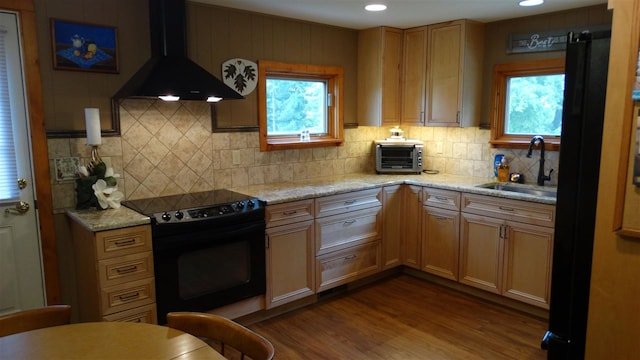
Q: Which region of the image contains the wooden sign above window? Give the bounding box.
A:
[507,25,611,54]
[507,30,568,54]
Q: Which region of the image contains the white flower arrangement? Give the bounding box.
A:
[75,161,124,210]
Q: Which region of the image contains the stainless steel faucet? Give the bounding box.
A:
[526,135,554,186]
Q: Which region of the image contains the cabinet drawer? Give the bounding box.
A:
[315,188,382,218]
[423,188,460,211]
[103,304,157,324]
[98,251,154,288]
[96,225,152,260]
[101,278,155,315]
[462,193,555,227]
[315,207,381,255]
[316,242,381,292]
[266,199,315,228]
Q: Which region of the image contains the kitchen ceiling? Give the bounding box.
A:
[192,0,607,30]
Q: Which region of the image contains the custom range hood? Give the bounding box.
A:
[113,0,242,102]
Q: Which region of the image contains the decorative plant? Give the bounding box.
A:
[75,161,123,210]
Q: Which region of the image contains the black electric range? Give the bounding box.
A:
[122,189,265,228]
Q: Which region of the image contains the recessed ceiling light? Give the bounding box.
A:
[365,4,387,12]
[519,0,544,6]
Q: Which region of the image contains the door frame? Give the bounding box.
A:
[1,0,59,304]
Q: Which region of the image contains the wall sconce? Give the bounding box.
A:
[85,108,102,166]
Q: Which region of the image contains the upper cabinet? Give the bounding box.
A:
[425,20,484,127]
[357,27,404,127]
[401,26,428,126]
[358,20,484,128]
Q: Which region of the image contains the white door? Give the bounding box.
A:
[0,10,45,315]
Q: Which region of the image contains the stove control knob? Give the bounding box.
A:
[247,200,255,208]
[174,211,184,220]
[236,201,245,209]
[161,212,171,222]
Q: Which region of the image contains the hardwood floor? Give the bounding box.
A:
[249,274,548,359]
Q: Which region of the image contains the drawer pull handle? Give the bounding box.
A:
[114,239,136,247]
[435,196,449,202]
[344,200,356,205]
[344,255,357,260]
[119,292,140,302]
[434,216,448,221]
[343,219,357,226]
[499,206,514,211]
[116,265,138,275]
[283,210,298,216]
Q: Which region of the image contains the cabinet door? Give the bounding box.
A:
[357,27,403,126]
[265,220,315,309]
[426,21,462,126]
[402,185,422,269]
[422,206,460,281]
[459,212,503,294]
[503,221,554,309]
[381,28,403,126]
[381,185,403,269]
[401,26,427,126]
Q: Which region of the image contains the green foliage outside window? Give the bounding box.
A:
[505,74,565,136]
[266,78,327,135]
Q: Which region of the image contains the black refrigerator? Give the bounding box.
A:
[541,30,611,359]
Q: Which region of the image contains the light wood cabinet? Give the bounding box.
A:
[425,20,484,127]
[421,188,460,281]
[381,185,403,269]
[357,26,403,126]
[402,185,422,269]
[68,222,157,323]
[460,193,555,308]
[265,199,315,309]
[315,189,382,291]
[401,26,427,126]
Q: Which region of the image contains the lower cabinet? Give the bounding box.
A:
[460,193,555,308]
[402,185,422,269]
[381,185,403,270]
[265,200,315,309]
[68,221,157,323]
[422,206,460,281]
[314,189,383,292]
[316,241,381,292]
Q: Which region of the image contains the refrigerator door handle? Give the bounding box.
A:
[541,330,570,350]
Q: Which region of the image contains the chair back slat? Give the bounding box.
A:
[0,305,71,337]
[167,312,274,360]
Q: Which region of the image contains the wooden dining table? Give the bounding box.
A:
[0,322,225,359]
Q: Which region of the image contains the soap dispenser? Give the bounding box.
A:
[497,157,510,182]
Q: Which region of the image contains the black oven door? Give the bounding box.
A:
[152,219,265,324]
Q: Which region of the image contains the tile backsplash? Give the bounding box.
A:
[48,99,558,212]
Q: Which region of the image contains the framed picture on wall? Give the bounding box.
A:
[50,19,119,73]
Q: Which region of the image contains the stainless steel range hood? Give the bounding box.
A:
[112,0,242,102]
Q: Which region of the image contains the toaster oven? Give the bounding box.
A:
[375,140,424,174]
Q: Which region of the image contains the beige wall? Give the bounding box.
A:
[586,0,640,357]
[34,0,150,134]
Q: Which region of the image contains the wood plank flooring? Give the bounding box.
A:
[249,274,548,360]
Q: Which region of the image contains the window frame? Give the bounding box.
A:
[258,60,344,151]
[489,58,565,150]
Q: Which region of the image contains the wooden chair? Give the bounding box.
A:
[0,305,71,337]
[166,312,274,360]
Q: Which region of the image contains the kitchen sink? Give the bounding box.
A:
[476,182,557,198]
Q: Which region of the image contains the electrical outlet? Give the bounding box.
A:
[232,150,241,166]
[436,142,443,154]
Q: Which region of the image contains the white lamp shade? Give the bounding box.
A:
[84,108,102,145]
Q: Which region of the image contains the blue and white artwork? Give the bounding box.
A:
[51,19,118,73]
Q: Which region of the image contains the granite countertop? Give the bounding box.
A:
[67,173,557,232]
[66,206,150,232]
[230,173,557,206]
